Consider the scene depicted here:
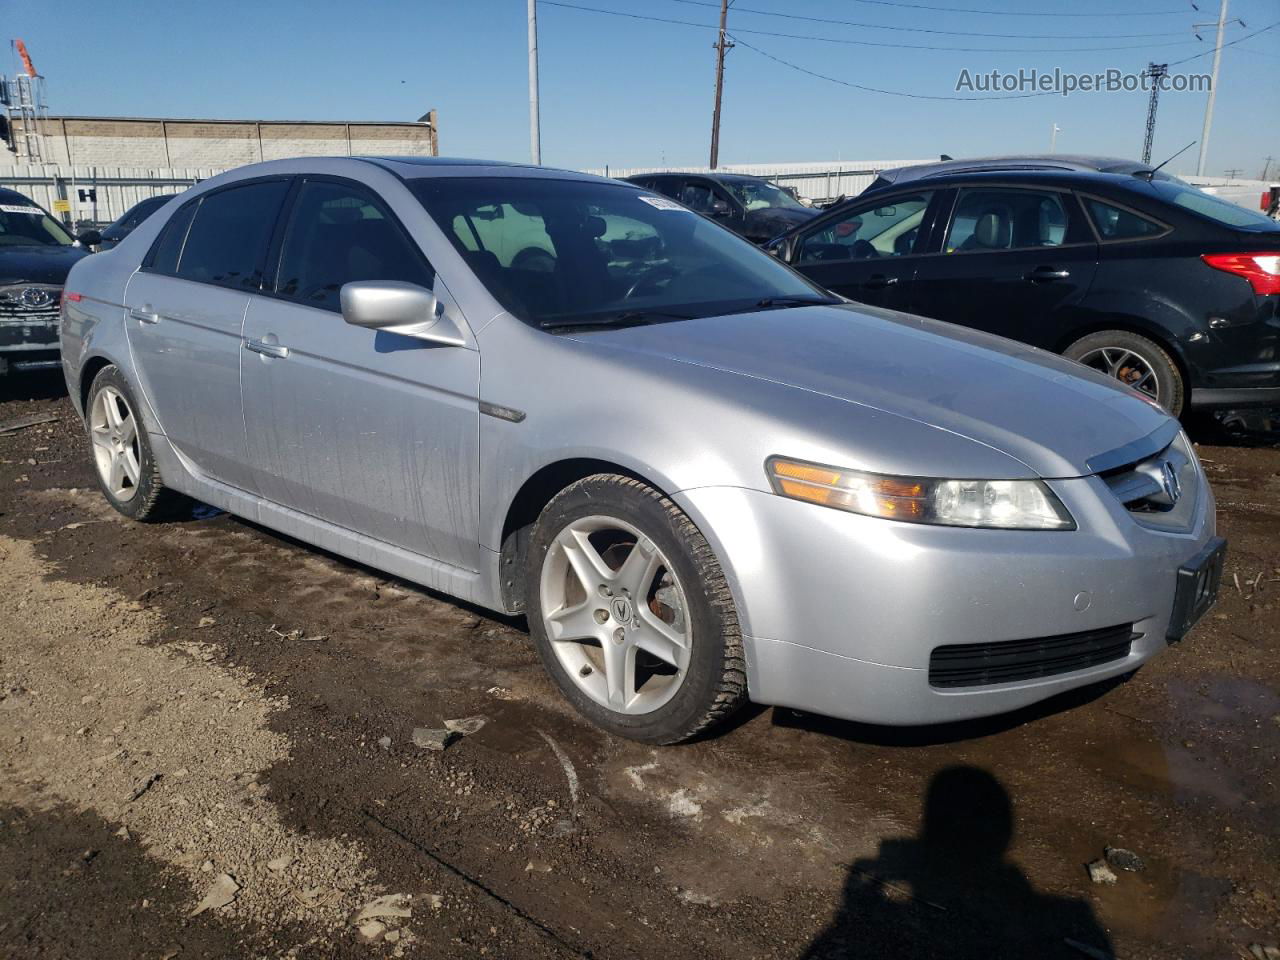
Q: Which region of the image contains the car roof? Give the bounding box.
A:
[867,155,1168,192]
[624,172,768,184]
[0,187,41,205]
[363,156,617,185]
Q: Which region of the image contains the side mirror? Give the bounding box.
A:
[340,281,466,346]
[76,229,102,247]
[710,199,732,217]
[765,239,788,259]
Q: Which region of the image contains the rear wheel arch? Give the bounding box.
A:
[78,354,116,416]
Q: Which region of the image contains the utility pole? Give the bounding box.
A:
[1140,62,1167,165]
[528,0,541,165]
[1049,123,1061,152]
[1196,0,1228,176]
[1261,156,1275,181]
[709,0,733,169]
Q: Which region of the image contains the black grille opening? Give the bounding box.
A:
[928,624,1136,689]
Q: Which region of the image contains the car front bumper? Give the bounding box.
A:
[1,315,62,374]
[676,467,1217,726]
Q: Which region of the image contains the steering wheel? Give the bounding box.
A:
[850,239,879,260]
[623,263,680,300]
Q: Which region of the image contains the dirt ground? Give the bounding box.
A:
[1,372,1278,960]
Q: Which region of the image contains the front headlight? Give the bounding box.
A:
[766,457,1075,530]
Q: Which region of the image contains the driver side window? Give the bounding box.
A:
[796,192,932,264]
[678,181,717,213]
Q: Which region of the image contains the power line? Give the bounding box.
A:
[539,1,1208,53]
[727,34,1059,100]
[834,0,1192,16]
[1230,44,1280,61]
[666,0,1191,40]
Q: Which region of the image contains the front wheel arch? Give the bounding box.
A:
[499,458,679,615]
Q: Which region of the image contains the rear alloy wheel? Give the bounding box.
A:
[527,474,746,743]
[86,365,187,521]
[1064,330,1185,415]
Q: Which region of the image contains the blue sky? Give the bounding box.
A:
[7,0,1278,177]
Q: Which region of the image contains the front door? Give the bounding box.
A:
[788,190,937,310]
[907,186,1099,348]
[676,178,745,235]
[240,176,481,571]
[124,178,290,490]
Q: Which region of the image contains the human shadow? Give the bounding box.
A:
[801,766,1112,960]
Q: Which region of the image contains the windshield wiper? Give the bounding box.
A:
[539,310,695,330]
[754,296,837,310]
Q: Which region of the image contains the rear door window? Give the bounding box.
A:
[1082,197,1167,241]
[176,179,290,289]
[273,178,434,312]
[944,188,1079,253]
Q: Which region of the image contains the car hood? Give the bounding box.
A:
[0,244,89,285]
[743,205,818,241]
[568,304,1172,479]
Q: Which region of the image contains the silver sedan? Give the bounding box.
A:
[60,157,1223,743]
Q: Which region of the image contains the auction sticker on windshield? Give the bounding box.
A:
[0,204,45,215]
[637,195,688,211]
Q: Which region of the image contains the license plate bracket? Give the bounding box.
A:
[1168,537,1226,642]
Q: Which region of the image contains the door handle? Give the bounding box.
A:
[129,307,160,324]
[1025,266,1070,282]
[864,274,900,290]
[244,339,289,359]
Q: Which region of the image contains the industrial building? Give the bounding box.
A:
[3,113,438,168]
[0,71,438,225]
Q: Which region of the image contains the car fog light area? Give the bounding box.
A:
[767,457,1075,530]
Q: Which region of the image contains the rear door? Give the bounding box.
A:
[124,178,291,490]
[906,185,1099,347]
[240,175,481,570]
[787,189,939,310]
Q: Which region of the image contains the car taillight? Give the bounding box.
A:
[1201,252,1280,295]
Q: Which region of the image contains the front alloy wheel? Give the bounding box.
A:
[527,474,747,743]
[540,515,693,715]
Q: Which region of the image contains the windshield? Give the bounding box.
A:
[412,177,834,328]
[0,199,74,248]
[723,178,807,212]
[1151,182,1280,232]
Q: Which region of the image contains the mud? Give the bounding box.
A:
[2,373,1278,960]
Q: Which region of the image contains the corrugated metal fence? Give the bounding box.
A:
[2,159,935,226]
[0,163,226,226]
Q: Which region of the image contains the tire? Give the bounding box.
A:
[85,365,188,521]
[526,474,747,744]
[1063,330,1185,415]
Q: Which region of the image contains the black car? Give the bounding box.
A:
[0,188,93,376]
[624,172,817,244]
[765,156,1280,414]
[98,193,176,250]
